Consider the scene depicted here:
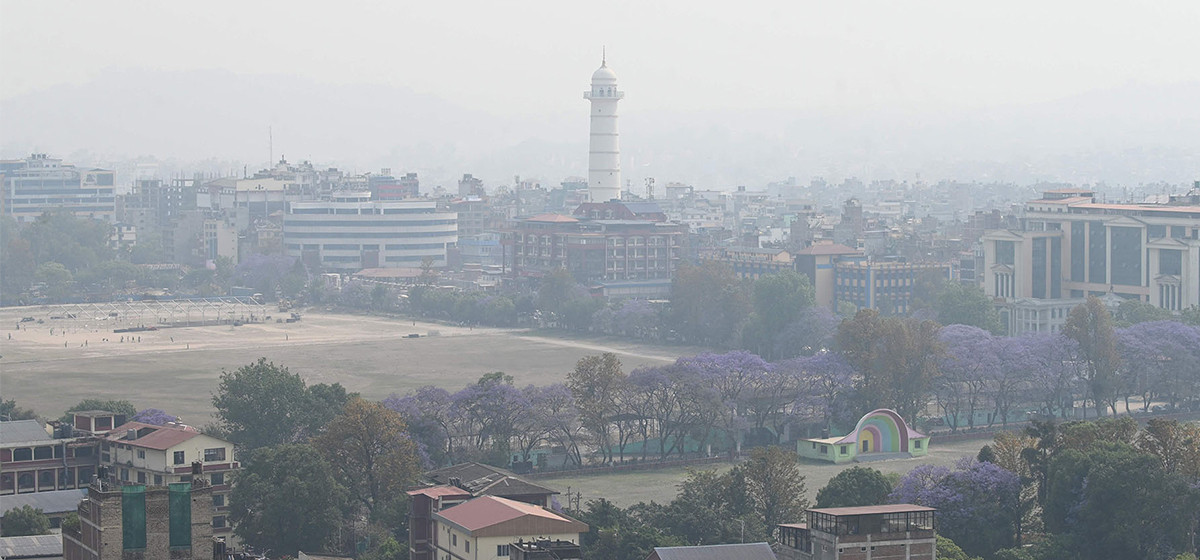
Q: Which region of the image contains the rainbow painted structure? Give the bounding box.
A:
[797,408,930,464]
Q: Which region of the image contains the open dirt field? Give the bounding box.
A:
[537,436,992,507]
[0,305,700,423]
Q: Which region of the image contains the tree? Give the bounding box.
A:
[1043,442,1198,560]
[0,398,38,421]
[230,444,347,556]
[933,282,1004,334]
[815,466,893,508]
[35,262,74,302]
[736,446,809,539]
[890,458,1021,558]
[574,499,682,560]
[567,353,626,464]
[131,408,177,425]
[668,262,751,347]
[836,310,942,422]
[745,271,815,359]
[316,398,422,514]
[61,399,137,423]
[1136,418,1200,482]
[936,325,1002,430]
[1116,321,1200,411]
[0,215,36,304]
[1113,298,1175,327]
[212,358,347,450]
[772,306,839,359]
[2,505,51,536]
[935,535,983,560]
[1062,297,1121,417]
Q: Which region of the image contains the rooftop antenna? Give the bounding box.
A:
[269,126,274,166]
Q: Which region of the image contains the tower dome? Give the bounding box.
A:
[591,62,618,84]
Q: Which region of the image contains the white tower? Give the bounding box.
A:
[584,54,624,202]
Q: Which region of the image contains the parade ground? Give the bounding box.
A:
[0,305,693,423]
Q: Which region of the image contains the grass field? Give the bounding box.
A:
[537,436,992,507]
[0,306,702,423]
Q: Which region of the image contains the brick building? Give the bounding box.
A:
[62,479,214,560]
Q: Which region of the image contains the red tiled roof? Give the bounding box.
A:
[808,504,935,516]
[436,496,571,532]
[103,422,202,450]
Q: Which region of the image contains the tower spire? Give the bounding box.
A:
[602,46,606,66]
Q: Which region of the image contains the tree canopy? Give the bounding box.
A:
[1,505,51,537]
[230,444,347,555]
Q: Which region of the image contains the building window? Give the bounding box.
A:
[212,516,226,529]
[137,471,146,484]
[12,448,32,462]
[204,448,226,462]
[840,445,849,455]
[211,473,225,486]
[154,475,163,486]
[173,451,185,465]
[452,534,457,547]
[914,440,922,449]
[497,545,510,557]
[213,494,225,507]
[137,450,146,459]
[465,541,470,553]
[820,445,828,454]
[120,468,129,481]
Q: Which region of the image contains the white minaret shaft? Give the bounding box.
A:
[584,56,624,202]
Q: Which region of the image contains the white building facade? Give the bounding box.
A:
[584,57,624,203]
[284,194,457,271]
[982,189,1200,333]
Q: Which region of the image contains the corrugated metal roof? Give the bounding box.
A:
[0,534,63,558]
[650,542,777,560]
[0,420,53,445]
[0,489,87,516]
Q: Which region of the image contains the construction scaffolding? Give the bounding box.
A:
[28,298,271,331]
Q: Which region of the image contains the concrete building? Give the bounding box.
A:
[62,479,214,560]
[1,419,100,497]
[284,194,457,271]
[833,260,951,315]
[431,496,587,560]
[512,207,684,289]
[703,247,796,280]
[982,188,1200,333]
[1,154,115,222]
[584,56,624,202]
[777,504,936,560]
[407,463,560,560]
[458,174,485,198]
[793,242,863,309]
[97,421,238,537]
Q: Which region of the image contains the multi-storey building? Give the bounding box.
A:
[432,496,587,560]
[777,504,937,560]
[702,247,796,280]
[1,420,99,496]
[63,478,214,560]
[833,260,951,315]
[512,202,685,289]
[284,194,457,271]
[982,188,1200,333]
[1,154,115,222]
[97,421,237,537]
[408,463,560,560]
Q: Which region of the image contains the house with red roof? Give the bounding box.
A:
[99,420,238,538]
[430,496,587,560]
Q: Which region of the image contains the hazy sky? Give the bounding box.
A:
[4,1,1198,115]
[2,1,1198,187]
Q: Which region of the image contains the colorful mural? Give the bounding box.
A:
[797,408,930,464]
